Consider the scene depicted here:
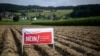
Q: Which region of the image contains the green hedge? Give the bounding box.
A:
[32,17,100,26]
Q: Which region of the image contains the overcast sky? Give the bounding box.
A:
[0,0,100,6]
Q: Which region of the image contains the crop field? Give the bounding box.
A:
[0,25,100,56]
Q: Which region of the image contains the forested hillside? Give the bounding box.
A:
[70,4,100,17]
[0,3,73,12]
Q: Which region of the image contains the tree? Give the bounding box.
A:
[0,16,2,21]
[21,12,27,16]
[13,16,19,22]
[50,14,57,20]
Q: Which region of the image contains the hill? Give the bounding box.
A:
[0,3,74,12]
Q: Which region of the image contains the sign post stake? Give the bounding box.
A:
[22,31,24,55]
[22,44,23,55]
[22,36,23,55]
[53,43,55,50]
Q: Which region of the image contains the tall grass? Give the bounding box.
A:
[32,17,100,26]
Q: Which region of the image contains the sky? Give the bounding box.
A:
[0,0,100,6]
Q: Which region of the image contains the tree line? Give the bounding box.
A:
[70,4,100,17]
[0,3,73,12]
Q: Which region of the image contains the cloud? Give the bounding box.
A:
[31,0,71,6]
[0,0,100,6]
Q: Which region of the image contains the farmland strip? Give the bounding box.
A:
[24,45,40,56]
[0,29,6,55]
[55,36,99,56]
[55,33,99,51]
[55,27,100,47]
[33,44,62,56]
[1,29,20,56]
[63,32,100,47]
[55,41,84,56]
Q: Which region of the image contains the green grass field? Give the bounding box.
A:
[0,17,100,26]
[0,19,52,25]
[0,20,32,25]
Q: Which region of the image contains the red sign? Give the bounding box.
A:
[22,28,54,45]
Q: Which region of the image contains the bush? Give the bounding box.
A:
[13,16,19,22]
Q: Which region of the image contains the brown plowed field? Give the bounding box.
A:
[0,25,100,56]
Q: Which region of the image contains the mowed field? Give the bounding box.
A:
[0,25,100,56]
